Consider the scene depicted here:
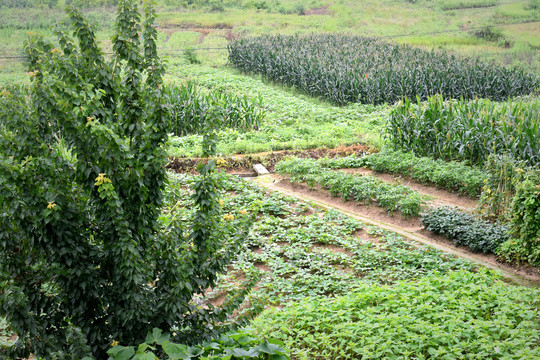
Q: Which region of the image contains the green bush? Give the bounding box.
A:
[497,178,540,267]
[421,207,509,253]
[252,270,540,359]
[387,96,540,167]
[0,2,252,359]
[228,34,538,105]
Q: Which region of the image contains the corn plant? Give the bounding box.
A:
[228,34,538,105]
[387,96,540,166]
[165,82,265,136]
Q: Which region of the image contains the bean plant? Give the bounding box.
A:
[275,158,428,217]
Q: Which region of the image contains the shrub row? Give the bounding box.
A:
[319,149,488,197]
[387,96,540,167]
[421,206,509,253]
[164,82,265,136]
[497,177,540,267]
[275,158,427,217]
[228,33,538,105]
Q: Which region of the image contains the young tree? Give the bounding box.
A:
[0,1,252,358]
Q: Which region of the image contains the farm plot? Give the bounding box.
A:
[166,172,540,359]
[165,64,386,157]
[228,34,539,105]
[388,96,540,167]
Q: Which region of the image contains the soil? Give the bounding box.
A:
[251,174,540,287]
[167,144,372,174]
[304,5,331,16]
[340,168,478,210]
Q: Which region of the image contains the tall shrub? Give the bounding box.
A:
[0,1,252,359]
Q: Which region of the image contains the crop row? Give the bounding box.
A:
[387,96,540,166]
[275,158,427,217]
[165,82,265,136]
[166,64,386,157]
[228,34,538,105]
[319,149,488,197]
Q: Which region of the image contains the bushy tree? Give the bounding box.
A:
[0,1,252,359]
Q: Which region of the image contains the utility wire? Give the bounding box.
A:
[0,18,538,61]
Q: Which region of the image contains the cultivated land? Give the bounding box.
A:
[1,0,539,359]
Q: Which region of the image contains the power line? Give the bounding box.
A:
[0,18,538,61]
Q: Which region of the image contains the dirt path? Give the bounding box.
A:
[251,175,540,287]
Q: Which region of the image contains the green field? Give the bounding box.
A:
[1,1,539,359]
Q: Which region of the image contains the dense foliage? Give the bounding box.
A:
[166,65,385,157]
[275,158,427,217]
[165,82,264,136]
[108,329,290,360]
[228,34,538,105]
[252,270,540,359]
[497,177,540,267]
[421,207,509,253]
[0,1,251,359]
[319,149,488,197]
[387,96,540,166]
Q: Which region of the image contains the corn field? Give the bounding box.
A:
[228,34,538,105]
[165,82,265,136]
[387,96,540,166]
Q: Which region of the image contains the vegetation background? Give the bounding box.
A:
[0,0,539,86]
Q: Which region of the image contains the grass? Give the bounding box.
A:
[1,0,540,75]
[165,64,387,157]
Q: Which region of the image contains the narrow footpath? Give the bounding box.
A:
[250,174,540,287]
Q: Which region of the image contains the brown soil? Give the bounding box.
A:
[253,175,540,286]
[304,5,331,15]
[166,144,372,174]
[313,244,353,257]
[340,168,478,210]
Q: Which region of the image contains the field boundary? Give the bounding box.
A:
[252,175,539,287]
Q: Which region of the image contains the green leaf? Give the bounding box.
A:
[107,346,135,360]
[162,341,191,360]
[231,348,260,357]
[145,328,170,345]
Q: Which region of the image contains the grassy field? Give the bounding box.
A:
[0,0,539,84]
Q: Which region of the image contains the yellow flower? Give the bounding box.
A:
[216,158,227,167]
[95,173,112,186]
[111,340,119,347]
[47,201,56,209]
[27,70,39,78]
[240,209,247,215]
[51,48,59,54]
[223,214,234,221]
[219,199,224,207]
[87,116,94,123]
